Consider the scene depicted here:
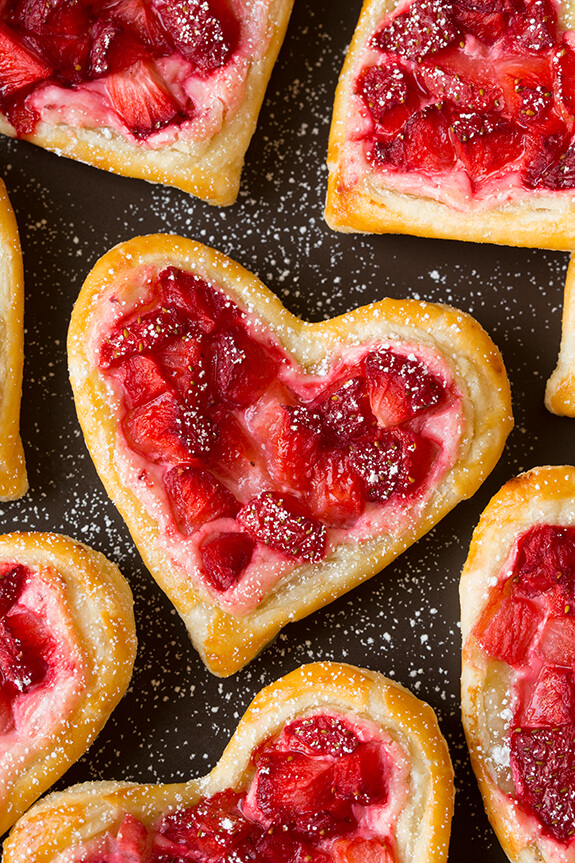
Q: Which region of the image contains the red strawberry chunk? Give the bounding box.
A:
[157,268,230,333]
[373,104,457,173]
[0,615,47,695]
[417,49,503,112]
[332,742,389,806]
[315,377,376,446]
[524,136,575,189]
[122,392,213,463]
[511,725,575,843]
[450,110,525,182]
[238,492,327,562]
[255,750,356,838]
[165,465,239,535]
[253,399,321,491]
[114,814,151,861]
[512,525,575,598]
[283,715,360,758]
[153,0,239,74]
[475,594,541,666]
[538,614,575,665]
[199,531,255,592]
[89,18,150,78]
[156,337,207,407]
[366,348,445,427]
[106,60,186,139]
[373,0,461,62]
[521,666,575,727]
[451,3,507,45]
[357,63,421,137]
[251,831,331,863]
[0,564,26,616]
[206,413,262,486]
[158,789,251,858]
[503,0,558,52]
[348,428,437,502]
[0,23,52,99]
[99,306,187,368]
[554,39,575,117]
[96,0,170,52]
[114,354,168,409]
[307,451,364,529]
[209,325,280,409]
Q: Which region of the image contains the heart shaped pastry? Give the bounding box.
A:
[68,233,513,676]
[461,465,575,862]
[3,662,454,863]
[326,0,575,249]
[0,0,294,204]
[0,531,137,836]
[0,179,27,500]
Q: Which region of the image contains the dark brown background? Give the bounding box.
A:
[1,1,574,859]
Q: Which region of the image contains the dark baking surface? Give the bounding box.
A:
[0,1,574,859]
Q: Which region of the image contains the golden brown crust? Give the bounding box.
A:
[546,255,575,416]
[325,0,575,249]
[3,662,454,863]
[0,532,137,837]
[0,0,294,205]
[0,180,27,499]
[68,233,513,676]
[460,466,575,863]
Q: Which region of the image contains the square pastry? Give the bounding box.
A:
[326,0,575,248]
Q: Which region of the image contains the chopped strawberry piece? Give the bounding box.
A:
[538,614,575,665]
[503,0,558,52]
[450,2,507,45]
[315,377,375,446]
[366,348,445,427]
[238,492,327,562]
[206,413,262,486]
[357,63,421,137]
[165,465,239,535]
[373,0,460,62]
[154,0,239,74]
[115,814,151,860]
[89,17,150,78]
[255,750,356,838]
[474,594,541,666]
[373,104,457,173]
[114,354,168,409]
[106,60,186,138]
[348,428,437,502]
[99,306,187,368]
[260,402,322,491]
[208,325,280,409]
[450,110,525,183]
[307,452,364,529]
[199,531,254,592]
[157,268,230,334]
[122,391,213,463]
[0,565,26,616]
[0,23,52,99]
[332,836,394,863]
[0,615,47,694]
[252,831,331,863]
[95,0,170,53]
[511,725,575,842]
[283,715,359,757]
[158,789,251,858]
[156,337,207,407]
[525,136,575,189]
[512,525,575,598]
[333,742,389,805]
[521,666,575,727]
[554,39,575,117]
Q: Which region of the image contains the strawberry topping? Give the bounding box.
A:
[0,565,50,701]
[473,524,575,843]
[0,0,241,137]
[358,0,575,195]
[100,268,453,598]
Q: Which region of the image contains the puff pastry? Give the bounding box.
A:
[2,662,455,863]
[326,0,575,249]
[546,255,575,416]
[0,0,294,205]
[0,531,137,837]
[68,233,513,676]
[461,465,575,862]
[0,179,27,499]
